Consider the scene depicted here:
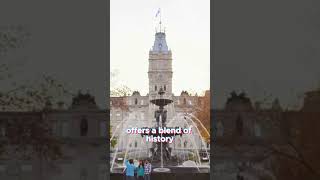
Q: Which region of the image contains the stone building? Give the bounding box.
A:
[213,92,284,180]
[0,93,108,180]
[212,88,320,180]
[110,30,208,152]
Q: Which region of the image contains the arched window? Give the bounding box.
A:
[183,98,187,105]
[135,98,138,105]
[184,141,187,148]
[135,141,137,148]
[155,85,157,91]
[164,85,166,91]
[80,117,88,136]
[236,116,243,136]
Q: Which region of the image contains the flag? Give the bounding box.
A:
[155,8,161,18]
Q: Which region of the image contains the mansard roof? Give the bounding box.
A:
[70,91,99,110]
[132,91,141,96]
[225,91,253,111]
[180,91,189,96]
[151,32,169,53]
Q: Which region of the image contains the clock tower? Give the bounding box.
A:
[148,30,173,99]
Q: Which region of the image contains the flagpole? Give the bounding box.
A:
[160,9,162,32]
[155,8,162,33]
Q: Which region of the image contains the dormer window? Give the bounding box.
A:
[135,98,138,105]
[80,117,88,136]
[236,116,243,136]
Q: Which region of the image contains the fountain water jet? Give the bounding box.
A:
[149,87,173,173]
[110,88,210,173]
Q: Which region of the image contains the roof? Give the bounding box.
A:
[152,32,169,53]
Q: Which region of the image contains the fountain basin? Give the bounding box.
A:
[150,99,173,106]
[182,160,198,167]
[153,167,171,173]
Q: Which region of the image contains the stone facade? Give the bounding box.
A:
[212,89,320,180]
[110,91,206,151]
[0,93,108,180]
[110,31,208,152]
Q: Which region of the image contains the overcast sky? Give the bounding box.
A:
[2,0,320,110]
[1,0,107,109]
[213,0,320,109]
[110,0,210,96]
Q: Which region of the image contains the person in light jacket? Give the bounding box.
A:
[125,159,136,180]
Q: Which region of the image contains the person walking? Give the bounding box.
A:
[136,160,145,180]
[125,159,136,180]
[144,160,152,180]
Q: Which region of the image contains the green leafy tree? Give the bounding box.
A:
[111,85,133,97]
[110,129,117,149]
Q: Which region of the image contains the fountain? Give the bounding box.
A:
[110,87,210,174]
[145,87,174,173]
